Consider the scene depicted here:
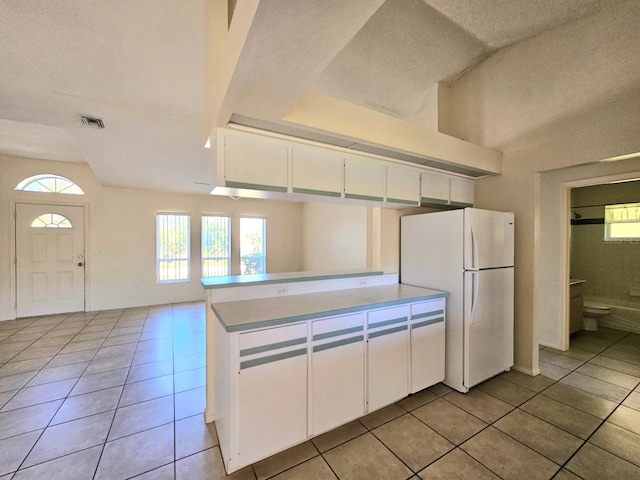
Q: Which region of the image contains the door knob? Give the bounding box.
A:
[77,262,84,267]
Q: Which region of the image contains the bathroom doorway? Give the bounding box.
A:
[536,166,640,355]
[568,180,640,337]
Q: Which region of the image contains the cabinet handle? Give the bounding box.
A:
[368,316,407,329]
[240,348,307,370]
[240,337,306,357]
[411,317,444,330]
[367,325,408,340]
[313,326,363,341]
[411,310,444,320]
[313,335,363,353]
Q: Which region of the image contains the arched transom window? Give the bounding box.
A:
[15,174,84,195]
[30,213,73,228]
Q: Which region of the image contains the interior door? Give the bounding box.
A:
[16,203,85,317]
[464,268,514,388]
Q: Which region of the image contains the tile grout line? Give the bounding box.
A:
[557,378,640,476]
[91,307,149,480]
[9,310,109,475]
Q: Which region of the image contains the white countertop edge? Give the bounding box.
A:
[201,269,385,289]
[213,285,447,333]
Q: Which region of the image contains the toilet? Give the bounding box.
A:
[583,302,611,331]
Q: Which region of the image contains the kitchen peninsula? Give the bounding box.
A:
[202,270,447,473]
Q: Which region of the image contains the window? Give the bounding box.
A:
[605,202,640,241]
[15,174,84,194]
[202,215,231,277]
[240,217,266,275]
[156,213,190,283]
[30,213,72,228]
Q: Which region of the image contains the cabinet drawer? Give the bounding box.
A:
[410,299,445,320]
[312,313,365,341]
[239,323,307,354]
[367,305,409,329]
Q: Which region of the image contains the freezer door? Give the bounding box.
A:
[463,268,514,388]
[464,209,514,270]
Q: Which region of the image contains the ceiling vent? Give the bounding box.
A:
[80,115,105,129]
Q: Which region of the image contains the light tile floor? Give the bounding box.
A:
[1,304,639,479]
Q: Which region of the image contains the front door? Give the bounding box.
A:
[16,203,85,317]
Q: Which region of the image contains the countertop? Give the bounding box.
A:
[201,268,384,289]
[213,284,447,332]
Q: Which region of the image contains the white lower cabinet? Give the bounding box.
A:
[235,323,308,469]
[410,299,446,393]
[219,298,445,474]
[366,306,409,411]
[310,313,365,435]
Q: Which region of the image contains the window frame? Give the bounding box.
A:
[15,174,85,195]
[604,202,640,242]
[201,214,232,278]
[156,212,191,284]
[30,213,73,229]
[240,216,266,275]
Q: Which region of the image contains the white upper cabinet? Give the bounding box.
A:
[386,165,420,205]
[224,133,288,192]
[214,128,475,209]
[344,154,385,202]
[291,145,343,198]
[420,171,450,205]
[450,177,475,207]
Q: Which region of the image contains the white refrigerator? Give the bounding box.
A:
[401,208,514,393]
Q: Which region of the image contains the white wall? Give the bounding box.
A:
[1,155,303,320]
[448,0,640,373]
[301,202,367,270]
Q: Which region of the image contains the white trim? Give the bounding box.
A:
[512,364,540,377]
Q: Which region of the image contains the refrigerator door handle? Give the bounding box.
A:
[471,224,479,271]
[468,271,479,323]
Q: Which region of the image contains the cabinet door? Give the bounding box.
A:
[569,285,584,334]
[224,133,288,192]
[420,171,450,205]
[311,313,365,435]
[291,145,343,197]
[386,165,420,205]
[344,154,385,201]
[367,306,409,411]
[450,177,474,207]
[410,300,446,393]
[237,324,308,466]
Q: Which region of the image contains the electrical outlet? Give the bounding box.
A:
[276,286,288,296]
[139,285,144,292]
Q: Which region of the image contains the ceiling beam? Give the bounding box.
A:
[204,0,260,143]
[284,90,502,175]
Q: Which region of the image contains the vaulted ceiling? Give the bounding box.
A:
[0,0,634,194]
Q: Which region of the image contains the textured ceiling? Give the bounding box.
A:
[0,0,632,193]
